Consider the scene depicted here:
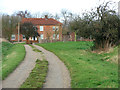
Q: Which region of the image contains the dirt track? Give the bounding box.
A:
[2,45,43,88]
[34,45,71,88]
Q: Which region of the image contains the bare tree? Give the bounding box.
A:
[54,14,60,21]
[46,31,52,42]
[54,27,59,41]
[61,9,75,34]
[2,14,20,41]
[41,12,53,18]
[61,9,69,27]
[32,12,41,18]
[15,10,32,18]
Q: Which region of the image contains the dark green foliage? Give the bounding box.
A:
[20,22,38,40]
[91,3,119,50]
[69,15,93,39]
[69,2,119,51]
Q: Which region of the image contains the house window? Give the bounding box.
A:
[57,34,59,39]
[53,34,55,39]
[35,37,37,40]
[11,35,15,40]
[40,26,44,31]
[41,34,43,39]
[23,35,26,40]
[53,26,55,31]
[32,36,37,40]
[56,26,59,31]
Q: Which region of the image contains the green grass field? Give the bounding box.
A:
[20,59,48,88]
[37,41,118,88]
[1,42,26,80]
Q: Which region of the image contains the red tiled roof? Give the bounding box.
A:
[21,18,62,25]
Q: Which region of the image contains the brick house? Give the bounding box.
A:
[10,15,62,43]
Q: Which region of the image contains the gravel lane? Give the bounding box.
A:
[2,45,43,88]
[34,45,71,88]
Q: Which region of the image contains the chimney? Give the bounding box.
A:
[45,15,48,20]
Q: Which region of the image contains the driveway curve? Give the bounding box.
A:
[2,45,43,88]
[34,45,71,88]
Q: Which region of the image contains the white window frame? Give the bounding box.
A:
[11,34,15,40]
[53,26,55,31]
[35,37,37,40]
[56,26,59,31]
[23,35,26,40]
[40,26,44,31]
[32,37,34,40]
[41,34,44,39]
[57,34,59,39]
[53,34,55,39]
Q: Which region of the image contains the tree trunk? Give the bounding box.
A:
[75,32,76,42]
[103,39,109,51]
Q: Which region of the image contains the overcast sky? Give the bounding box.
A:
[0,0,119,15]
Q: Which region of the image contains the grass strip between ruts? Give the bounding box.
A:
[20,59,48,88]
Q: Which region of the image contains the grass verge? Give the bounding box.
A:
[20,59,48,88]
[1,42,26,80]
[37,41,118,88]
